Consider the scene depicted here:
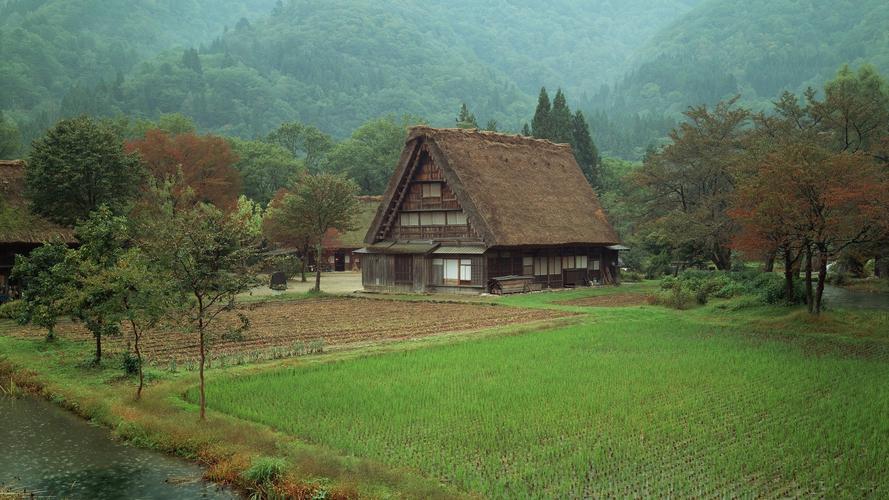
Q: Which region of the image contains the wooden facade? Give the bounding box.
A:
[360,127,623,295]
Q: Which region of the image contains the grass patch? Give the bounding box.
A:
[192,302,889,497]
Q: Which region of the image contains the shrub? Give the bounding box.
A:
[827,272,850,286]
[620,271,644,282]
[122,351,141,376]
[242,456,287,485]
[0,300,24,320]
[651,282,696,309]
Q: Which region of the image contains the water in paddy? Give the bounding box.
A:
[0,396,237,499]
[822,285,889,310]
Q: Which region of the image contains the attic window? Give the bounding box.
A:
[422,183,441,198]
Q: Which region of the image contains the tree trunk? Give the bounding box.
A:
[814,250,828,315]
[300,257,307,282]
[314,243,323,292]
[804,244,814,313]
[197,296,206,421]
[713,245,731,271]
[783,248,795,303]
[46,325,55,342]
[132,320,144,401]
[763,251,776,272]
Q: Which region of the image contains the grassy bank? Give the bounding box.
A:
[2,284,888,497]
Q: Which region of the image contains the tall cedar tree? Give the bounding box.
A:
[531,87,552,139]
[127,130,242,211]
[572,110,600,188]
[549,89,574,144]
[26,116,144,225]
[635,98,750,270]
[137,182,260,419]
[456,103,478,128]
[272,174,360,292]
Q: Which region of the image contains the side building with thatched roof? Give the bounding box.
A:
[358,127,623,294]
[0,160,75,298]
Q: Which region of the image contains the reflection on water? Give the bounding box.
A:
[0,396,236,499]
[822,285,889,310]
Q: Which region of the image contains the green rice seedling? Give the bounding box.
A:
[191,303,889,498]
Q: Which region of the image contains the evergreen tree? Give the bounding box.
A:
[531,87,552,139]
[572,110,600,188]
[456,103,478,129]
[181,48,203,74]
[550,89,574,144]
[485,119,498,132]
[521,123,531,136]
[0,112,21,159]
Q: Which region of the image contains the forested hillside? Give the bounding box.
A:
[588,0,889,119]
[0,0,700,149]
[0,0,276,141]
[3,0,889,160]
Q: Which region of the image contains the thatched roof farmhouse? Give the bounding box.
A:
[359,127,623,294]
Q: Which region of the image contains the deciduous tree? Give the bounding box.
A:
[127,130,242,211]
[271,174,359,292]
[635,98,750,270]
[229,138,302,205]
[265,122,334,174]
[137,186,260,419]
[10,243,76,341]
[26,116,144,225]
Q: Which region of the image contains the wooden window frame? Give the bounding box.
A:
[394,255,413,284]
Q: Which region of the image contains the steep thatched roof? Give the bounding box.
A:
[323,195,382,250]
[0,160,75,244]
[368,127,619,247]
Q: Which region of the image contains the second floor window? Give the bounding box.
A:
[422,183,441,198]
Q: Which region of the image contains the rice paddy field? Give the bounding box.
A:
[192,294,889,498]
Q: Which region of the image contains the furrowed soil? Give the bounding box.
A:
[9,298,567,363]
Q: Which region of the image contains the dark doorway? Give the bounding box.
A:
[334,252,346,272]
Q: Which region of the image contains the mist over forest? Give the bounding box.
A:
[3,0,888,160]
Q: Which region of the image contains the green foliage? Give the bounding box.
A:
[0,300,25,320]
[528,87,601,187]
[455,103,478,129]
[26,116,144,225]
[264,122,333,174]
[10,242,77,340]
[230,138,302,205]
[322,115,416,195]
[121,350,141,376]
[242,456,287,484]
[0,112,21,159]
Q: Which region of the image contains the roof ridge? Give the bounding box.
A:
[408,126,572,149]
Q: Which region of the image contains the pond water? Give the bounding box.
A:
[0,396,237,499]
[822,285,889,310]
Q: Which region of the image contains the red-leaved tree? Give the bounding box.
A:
[127,130,242,211]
